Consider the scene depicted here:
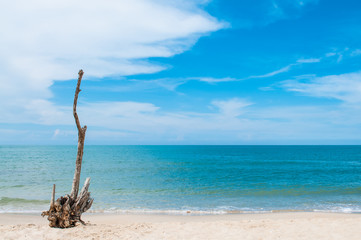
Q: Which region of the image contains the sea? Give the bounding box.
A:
[1,145,361,214]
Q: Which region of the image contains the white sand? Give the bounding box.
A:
[1,212,361,239]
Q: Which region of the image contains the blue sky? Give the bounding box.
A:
[1,0,361,144]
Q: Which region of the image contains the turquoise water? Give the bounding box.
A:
[1,145,361,214]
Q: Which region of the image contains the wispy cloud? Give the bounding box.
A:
[52,129,60,139]
[351,49,361,57]
[106,57,326,92]
[281,71,361,103]
[296,58,321,63]
[323,47,361,63]
[211,98,253,117]
[325,52,337,57]
[248,48,361,82]
[202,0,319,30]
[262,0,319,25]
[86,49,359,95]
[191,77,238,83]
[246,57,322,80]
[4,97,360,144]
[0,0,225,124]
[130,78,188,92]
[249,64,295,79]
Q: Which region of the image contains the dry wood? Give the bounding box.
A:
[42,70,93,228]
[50,184,55,208]
[70,69,87,199]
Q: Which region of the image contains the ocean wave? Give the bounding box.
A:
[1,205,361,215]
[84,206,361,215]
[0,197,49,206]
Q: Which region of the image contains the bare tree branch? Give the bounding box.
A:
[73,69,84,133]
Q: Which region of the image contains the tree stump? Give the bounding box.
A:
[42,70,93,228]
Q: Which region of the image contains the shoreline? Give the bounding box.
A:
[1,207,360,216]
[1,212,361,239]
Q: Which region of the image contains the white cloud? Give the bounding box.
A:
[91,54,329,94]
[211,98,252,117]
[326,52,337,57]
[297,58,321,63]
[133,78,188,91]
[52,129,60,138]
[2,96,361,144]
[323,47,361,63]
[139,77,238,89]
[121,56,325,92]
[191,77,237,83]
[0,0,225,124]
[261,0,319,26]
[249,64,294,78]
[351,49,361,57]
[246,56,321,80]
[281,71,361,103]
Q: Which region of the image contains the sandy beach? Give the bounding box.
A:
[1,212,361,239]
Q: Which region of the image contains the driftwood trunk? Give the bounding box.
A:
[42,70,93,228]
[71,70,87,199]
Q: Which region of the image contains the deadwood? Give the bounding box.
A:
[42,70,93,228]
[71,69,87,199]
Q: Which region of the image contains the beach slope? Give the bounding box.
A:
[1,212,361,240]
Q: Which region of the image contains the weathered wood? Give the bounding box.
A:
[41,178,93,228]
[70,69,87,199]
[50,184,55,208]
[42,70,93,228]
